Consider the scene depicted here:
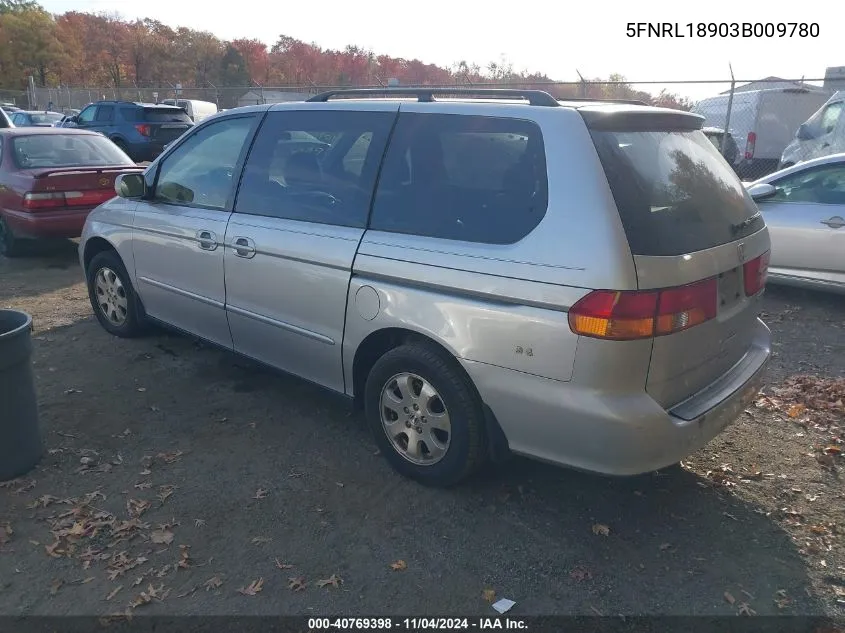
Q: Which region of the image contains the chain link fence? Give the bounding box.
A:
[25,76,845,181]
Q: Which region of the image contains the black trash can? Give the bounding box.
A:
[0,309,43,481]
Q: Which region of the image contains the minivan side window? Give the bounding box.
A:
[234,110,395,227]
[153,116,255,210]
[770,165,845,205]
[369,113,548,244]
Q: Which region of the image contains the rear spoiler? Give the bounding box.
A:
[581,109,704,132]
[34,167,144,179]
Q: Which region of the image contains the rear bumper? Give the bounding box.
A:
[124,141,165,162]
[2,207,94,239]
[462,318,771,476]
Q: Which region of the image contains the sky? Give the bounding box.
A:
[39,0,841,100]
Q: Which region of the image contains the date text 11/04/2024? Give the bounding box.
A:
[626,22,819,38]
[307,618,527,630]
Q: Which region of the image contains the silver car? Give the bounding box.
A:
[79,88,772,487]
[746,153,845,294]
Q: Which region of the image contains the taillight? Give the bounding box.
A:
[22,189,115,211]
[22,192,65,210]
[744,132,756,160]
[569,278,718,341]
[743,251,769,296]
[135,124,151,137]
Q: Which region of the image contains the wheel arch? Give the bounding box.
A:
[350,326,511,463]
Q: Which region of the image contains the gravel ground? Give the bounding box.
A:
[0,242,843,620]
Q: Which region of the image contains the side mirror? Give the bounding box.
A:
[747,182,777,202]
[796,123,813,141]
[115,172,146,199]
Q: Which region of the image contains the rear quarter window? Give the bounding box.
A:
[370,113,548,244]
[590,128,764,256]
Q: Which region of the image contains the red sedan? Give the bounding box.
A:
[0,127,142,257]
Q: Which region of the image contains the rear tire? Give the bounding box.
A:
[86,250,146,337]
[0,216,26,258]
[364,343,486,487]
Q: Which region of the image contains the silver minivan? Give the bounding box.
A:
[79,88,772,487]
[780,91,845,168]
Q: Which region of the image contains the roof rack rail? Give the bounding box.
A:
[306,87,560,107]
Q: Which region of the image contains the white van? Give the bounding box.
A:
[160,99,218,123]
[780,91,845,168]
[692,88,829,180]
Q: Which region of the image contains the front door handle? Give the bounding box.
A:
[231,236,256,258]
[196,230,218,250]
[821,216,845,229]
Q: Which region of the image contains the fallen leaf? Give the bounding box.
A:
[737,602,757,616]
[157,485,176,504]
[150,530,174,545]
[724,591,736,605]
[126,498,151,517]
[253,488,268,500]
[591,523,610,537]
[137,387,147,392]
[106,585,123,601]
[0,523,12,546]
[482,588,496,603]
[13,479,36,495]
[774,589,793,609]
[194,519,205,528]
[274,558,293,570]
[287,577,307,592]
[824,446,842,455]
[239,578,264,596]
[204,576,223,592]
[156,451,183,464]
[251,536,272,545]
[134,481,152,490]
[390,559,407,571]
[49,579,64,595]
[317,574,342,588]
[178,545,192,569]
[659,543,672,551]
[787,404,805,418]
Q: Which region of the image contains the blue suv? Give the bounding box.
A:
[70,101,194,162]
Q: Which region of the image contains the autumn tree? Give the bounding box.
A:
[220,44,249,87]
[231,38,270,84]
[0,7,64,86]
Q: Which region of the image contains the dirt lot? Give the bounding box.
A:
[1,242,844,619]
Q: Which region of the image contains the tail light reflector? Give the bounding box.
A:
[744,132,756,160]
[135,124,151,137]
[569,278,718,341]
[743,250,770,296]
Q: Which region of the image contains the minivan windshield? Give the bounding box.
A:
[590,129,764,256]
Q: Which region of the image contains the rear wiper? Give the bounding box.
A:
[731,211,761,234]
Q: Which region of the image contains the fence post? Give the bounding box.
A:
[721,63,735,156]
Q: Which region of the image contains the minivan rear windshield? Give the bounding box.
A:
[590,128,764,256]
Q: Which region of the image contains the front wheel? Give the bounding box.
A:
[364,343,486,487]
[86,250,146,337]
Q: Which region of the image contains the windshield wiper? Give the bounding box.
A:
[731,211,761,234]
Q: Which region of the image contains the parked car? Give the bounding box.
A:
[0,128,142,257]
[780,91,845,169]
[65,101,194,162]
[79,88,771,487]
[159,98,218,123]
[0,108,13,129]
[702,126,739,166]
[9,110,64,127]
[0,102,20,114]
[692,88,829,180]
[746,153,845,293]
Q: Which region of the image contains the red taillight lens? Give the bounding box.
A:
[569,278,718,341]
[743,251,770,296]
[135,124,151,137]
[745,132,756,160]
[22,192,65,210]
[22,189,115,211]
